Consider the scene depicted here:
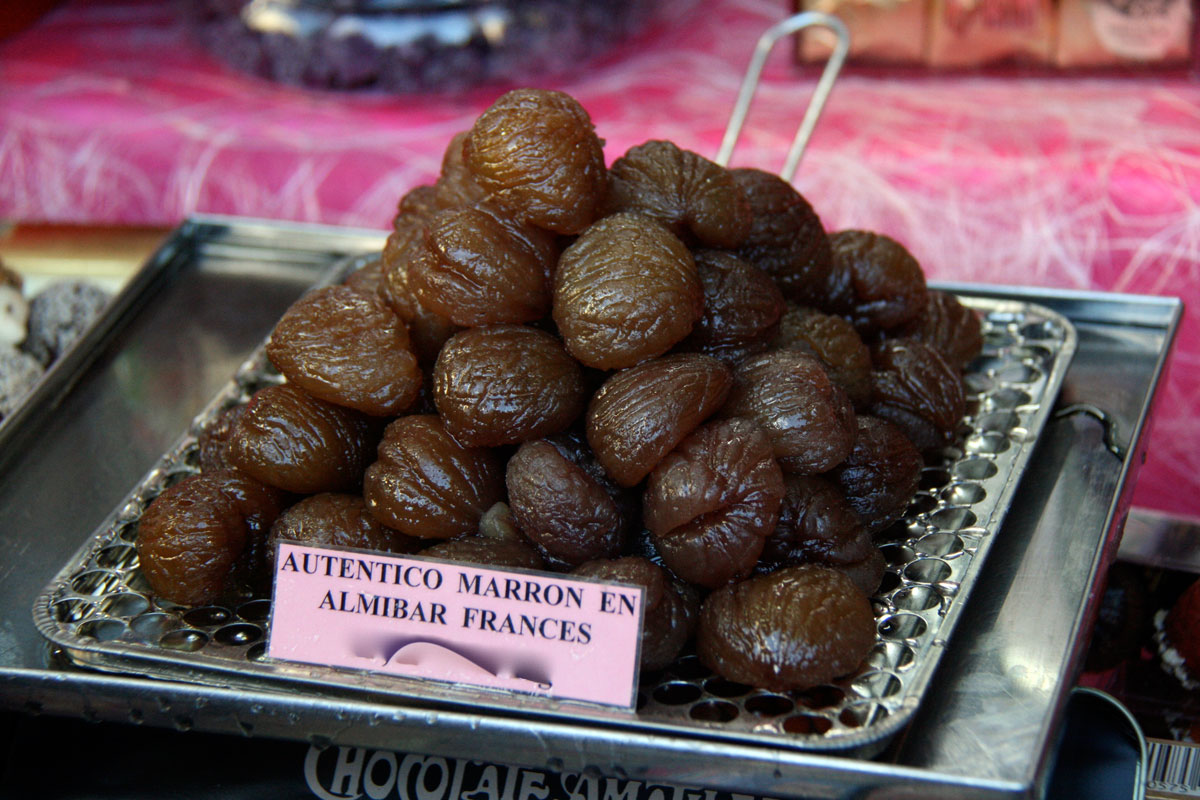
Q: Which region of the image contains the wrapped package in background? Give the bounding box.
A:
[798,0,931,64]
[1056,0,1194,68]
[927,0,1057,67]
[793,0,1196,70]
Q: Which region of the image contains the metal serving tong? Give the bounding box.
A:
[715,12,850,182]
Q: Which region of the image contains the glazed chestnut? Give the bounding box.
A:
[828,415,922,535]
[421,537,545,571]
[697,564,876,691]
[228,384,381,495]
[826,230,927,334]
[379,226,461,367]
[410,203,559,327]
[572,557,696,671]
[266,284,422,417]
[197,403,245,472]
[586,353,732,487]
[431,130,489,211]
[891,290,984,370]
[731,167,833,307]
[772,304,873,410]
[644,417,785,589]
[870,338,967,454]
[136,469,289,605]
[363,415,504,540]
[722,349,856,475]
[834,548,887,597]
[677,249,785,366]
[387,132,488,223]
[605,140,752,249]
[553,212,703,370]
[433,325,585,447]
[759,476,886,595]
[464,88,607,235]
[506,437,629,569]
[394,183,443,221]
[759,474,875,571]
[266,493,420,565]
[342,255,387,298]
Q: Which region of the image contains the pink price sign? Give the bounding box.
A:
[267,543,644,708]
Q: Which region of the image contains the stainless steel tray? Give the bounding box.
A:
[31,248,1078,757]
[0,217,1182,799]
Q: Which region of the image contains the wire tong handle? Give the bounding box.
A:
[715,12,850,182]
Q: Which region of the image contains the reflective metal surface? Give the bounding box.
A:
[0,220,1182,799]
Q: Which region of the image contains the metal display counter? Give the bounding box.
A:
[0,217,1181,799]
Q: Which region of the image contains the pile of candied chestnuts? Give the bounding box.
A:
[136,88,982,695]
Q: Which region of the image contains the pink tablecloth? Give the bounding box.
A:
[2,0,1198,518]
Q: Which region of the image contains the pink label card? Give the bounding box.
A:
[267,543,644,708]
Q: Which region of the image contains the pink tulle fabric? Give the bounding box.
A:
[1,0,1198,517]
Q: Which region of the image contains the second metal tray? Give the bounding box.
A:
[31,253,1078,757]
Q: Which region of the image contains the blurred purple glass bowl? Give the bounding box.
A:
[186,0,691,92]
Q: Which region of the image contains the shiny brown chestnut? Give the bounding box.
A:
[410,203,558,327]
[772,304,873,410]
[828,415,922,535]
[731,167,833,307]
[266,493,421,566]
[433,325,585,448]
[572,556,696,671]
[644,417,785,590]
[870,338,967,454]
[676,249,785,366]
[605,140,752,249]
[827,230,927,334]
[586,353,732,488]
[697,564,876,692]
[266,284,422,417]
[506,437,629,569]
[553,212,703,370]
[136,469,289,606]
[722,349,856,475]
[228,384,381,495]
[464,88,607,235]
[363,414,504,540]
